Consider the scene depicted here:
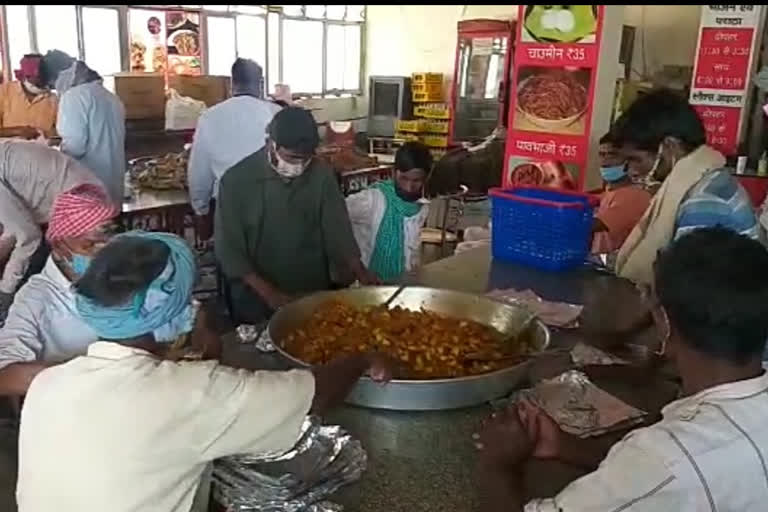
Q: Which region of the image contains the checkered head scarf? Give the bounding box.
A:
[46,183,120,242]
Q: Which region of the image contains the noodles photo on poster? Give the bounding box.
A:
[522,5,598,44]
[514,66,591,136]
[507,156,579,190]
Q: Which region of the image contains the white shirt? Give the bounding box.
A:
[17,342,315,512]
[58,81,126,205]
[0,256,97,369]
[187,96,281,215]
[346,188,429,272]
[526,372,768,512]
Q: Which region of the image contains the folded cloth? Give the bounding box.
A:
[487,288,582,328]
[46,183,119,241]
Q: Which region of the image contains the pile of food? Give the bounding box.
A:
[282,300,533,379]
[518,71,587,121]
[129,151,189,191]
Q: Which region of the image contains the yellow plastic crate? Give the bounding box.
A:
[412,72,443,84]
[421,119,450,134]
[414,103,451,119]
[394,119,423,133]
[420,134,449,148]
[394,131,420,142]
[413,91,443,103]
[411,82,442,95]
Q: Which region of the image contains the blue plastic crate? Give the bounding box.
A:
[490,187,596,271]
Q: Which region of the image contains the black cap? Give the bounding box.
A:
[268,106,320,156]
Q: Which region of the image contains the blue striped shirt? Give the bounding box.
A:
[675,168,758,241]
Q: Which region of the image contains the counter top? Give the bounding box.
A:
[221,247,679,512]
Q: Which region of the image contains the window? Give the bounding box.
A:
[326,24,361,92]
[2,5,365,98]
[6,5,31,69]
[282,19,323,94]
[35,5,79,58]
[82,7,122,76]
[235,15,266,69]
[277,5,365,96]
[206,16,236,76]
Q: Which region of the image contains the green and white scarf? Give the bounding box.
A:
[368,180,422,282]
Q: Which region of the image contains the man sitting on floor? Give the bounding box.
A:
[476,227,768,512]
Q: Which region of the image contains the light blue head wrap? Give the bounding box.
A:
[75,231,197,341]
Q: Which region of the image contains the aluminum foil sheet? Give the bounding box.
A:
[236,323,275,352]
[213,416,366,512]
[495,370,646,438]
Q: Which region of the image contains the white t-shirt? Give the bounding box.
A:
[17,342,315,512]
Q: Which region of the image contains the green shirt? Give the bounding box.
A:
[215,148,360,298]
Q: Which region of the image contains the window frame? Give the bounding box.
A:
[0,4,366,99]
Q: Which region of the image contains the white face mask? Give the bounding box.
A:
[269,143,310,178]
[22,80,44,95]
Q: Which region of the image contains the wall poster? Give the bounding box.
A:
[504,5,606,190]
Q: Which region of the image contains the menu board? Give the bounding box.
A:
[166,10,202,76]
[129,9,168,73]
[689,5,762,156]
[503,5,605,190]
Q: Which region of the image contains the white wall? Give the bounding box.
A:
[365,5,518,79]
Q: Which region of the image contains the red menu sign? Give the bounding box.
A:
[689,5,762,156]
[503,5,605,190]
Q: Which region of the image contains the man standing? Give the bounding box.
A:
[215,107,376,323]
[346,141,431,282]
[187,58,281,240]
[0,141,100,317]
[0,54,58,139]
[47,52,126,205]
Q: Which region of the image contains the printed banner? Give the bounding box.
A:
[689,5,762,155]
[504,5,605,190]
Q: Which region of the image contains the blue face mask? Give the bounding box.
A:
[70,254,92,277]
[600,165,627,183]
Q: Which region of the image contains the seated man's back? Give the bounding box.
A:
[542,371,768,511]
[17,343,313,512]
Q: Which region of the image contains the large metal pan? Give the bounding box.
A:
[268,286,551,411]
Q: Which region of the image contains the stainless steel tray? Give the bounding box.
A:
[268,286,551,411]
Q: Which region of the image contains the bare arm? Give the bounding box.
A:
[310,354,373,415]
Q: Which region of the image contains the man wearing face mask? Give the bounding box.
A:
[346,141,432,282]
[591,132,651,255]
[215,106,377,323]
[612,89,757,286]
[0,54,58,140]
[0,184,119,395]
[0,141,102,317]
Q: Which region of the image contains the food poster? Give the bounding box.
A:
[689,5,763,156]
[504,5,604,191]
[166,11,201,76]
[129,9,168,73]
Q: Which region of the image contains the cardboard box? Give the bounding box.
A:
[168,75,230,107]
[113,73,166,120]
